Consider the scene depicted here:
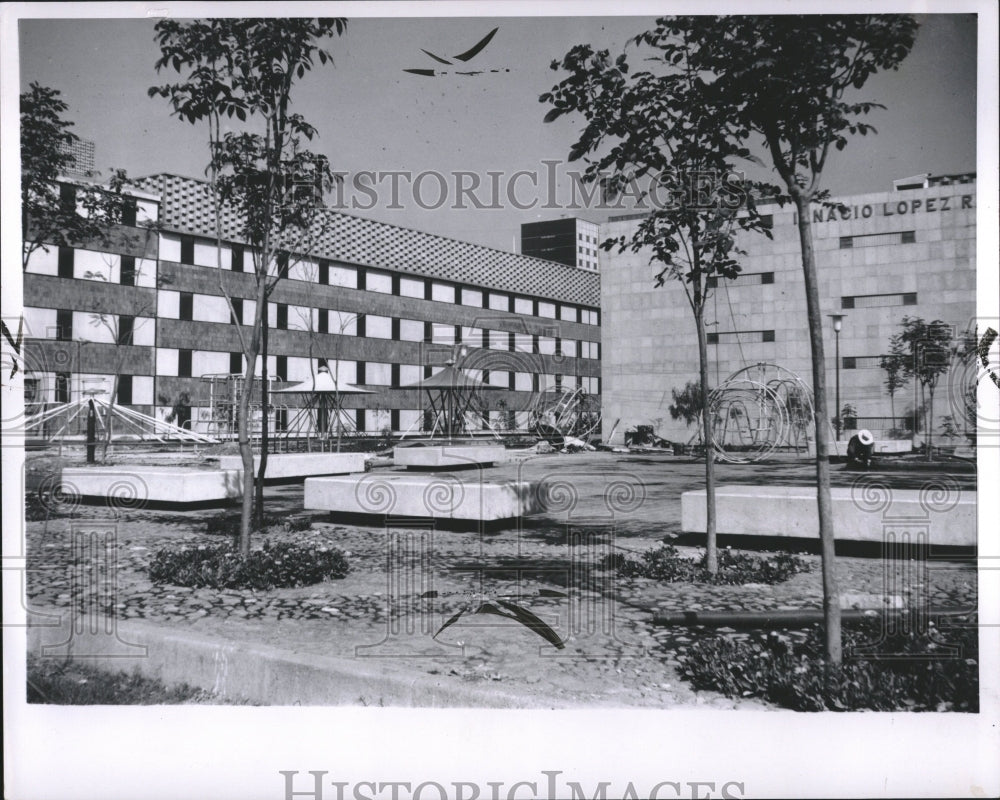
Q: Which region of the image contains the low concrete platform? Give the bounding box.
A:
[61,465,242,505]
[217,452,366,480]
[681,484,976,547]
[304,472,540,521]
[393,444,506,469]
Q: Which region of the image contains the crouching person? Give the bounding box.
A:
[846,429,875,469]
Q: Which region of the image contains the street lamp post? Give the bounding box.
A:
[828,314,845,439]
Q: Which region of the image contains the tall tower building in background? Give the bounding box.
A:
[520,217,601,272]
[60,137,95,178]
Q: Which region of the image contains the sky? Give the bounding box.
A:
[16,10,978,253]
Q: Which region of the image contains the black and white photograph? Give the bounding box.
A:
[2,2,998,798]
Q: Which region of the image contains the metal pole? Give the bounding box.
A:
[835,328,841,440]
[86,399,97,463]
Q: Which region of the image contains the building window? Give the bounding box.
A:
[180,235,195,265]
[842,292,918,309]
[318,308,328,334]
[59,184,77,211]
[179,292,194,320]
[276,355,287,380]
[178,349,192,378]
[276,303,288,330]
[55,372,71,404]
[118,315,134,345]
[843,355,889,369]
[707,330,775,345]
[121,199,137,227]
[229,352,242,374]
[231,246,244,272]
[840,231,916,249]
[275,407,288,432]
[117,375,133,405]
[319,260,329,284]
[55,310,72,341]
[277,252,290,278]
[58,247,74,278]
[230,298,243,325]
[707,271,775,289]
[120,255,136,286]
[356,362,366,384]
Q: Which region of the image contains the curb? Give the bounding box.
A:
[25,608,558,708]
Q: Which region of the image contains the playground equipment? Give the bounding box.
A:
[707,363,817,463]
[529,383,602,443]
[273,365,374,442]
[400,360,502,439]
[24,377,218,447]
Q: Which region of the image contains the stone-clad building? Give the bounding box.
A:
[600,174,977,445]
[23,173,601,437]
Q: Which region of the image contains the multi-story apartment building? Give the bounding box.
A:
[23,173,601,438]
[599,174,977,445]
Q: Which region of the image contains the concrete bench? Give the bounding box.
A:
[393,444,506,470]
[304,473,541,522]
[61,466,242,506]
[217,452,366,480]
[681,484,976,547]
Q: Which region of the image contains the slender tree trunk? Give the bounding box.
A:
[254,318,270,525]
[926,386,935,456]
[102,371,119,462]
[239,287,266,556]
[889,390,895,434]
[793,192,842,665]
[695,307,717,575]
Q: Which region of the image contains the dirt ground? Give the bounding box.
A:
[22,450,978,708]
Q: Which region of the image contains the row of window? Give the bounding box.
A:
[36,372,599,410]
[167,349,596,386]
[166,234,600,325]
[170,296,600,357]
[839,231,916,249]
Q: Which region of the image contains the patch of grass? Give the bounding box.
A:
[26,656,254,705]
[604,544,810,585]
[678,618,978,711]
[148,540,349,590]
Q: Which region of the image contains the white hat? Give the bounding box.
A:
[858,429,874,446]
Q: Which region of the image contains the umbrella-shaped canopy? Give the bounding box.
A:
[400,364,503,391]
[275,366,374,395]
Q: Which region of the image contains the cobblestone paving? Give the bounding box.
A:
[22,452,978,708]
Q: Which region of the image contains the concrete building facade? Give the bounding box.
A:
[600,175,976,446]
[23,174,601,438]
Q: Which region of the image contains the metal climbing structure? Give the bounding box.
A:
[707,363,816,463]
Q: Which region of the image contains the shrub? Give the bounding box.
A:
[147,540,349,590]
[678,618,978,711]
[605,545,810,585]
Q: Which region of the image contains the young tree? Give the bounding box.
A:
[899,316,954,453]
[541,28,775,575]
[669,380,704,430]
[880,332,909,433]
[151,18,346,553]
[673,15,919,663]
[21,84,134,270]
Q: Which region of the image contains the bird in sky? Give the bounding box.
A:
[404,27,508,77]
